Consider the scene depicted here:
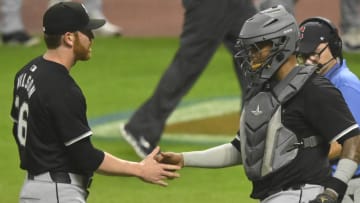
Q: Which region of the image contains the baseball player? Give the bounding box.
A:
[297,17,360,203]
[10,2,179,202]
[157,5,360,203]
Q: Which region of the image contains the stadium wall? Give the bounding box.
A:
[22,0,340,37]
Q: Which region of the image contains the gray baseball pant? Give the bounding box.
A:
[125,0,256,145]
[261,184,323,203]
[19,173,88,203]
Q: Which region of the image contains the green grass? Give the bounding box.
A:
[0,37,248,203]
[72,37,241,117]
[1,37,360,203]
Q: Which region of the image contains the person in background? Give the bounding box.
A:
[0,0,40,46]
[0,0,122,46]
[258,0,360,52]
[120,0,257,158]
[49,0,123,36]
[10,2,179,202]
[297,16,360,203]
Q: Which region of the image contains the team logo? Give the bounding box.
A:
[30,65,37,72]
[299,26,306,40]
[251,104,263,116]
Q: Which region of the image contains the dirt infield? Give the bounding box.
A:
[165,112,240,135]
[23,0,340,37]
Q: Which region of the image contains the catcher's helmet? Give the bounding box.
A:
[235,5,299,83]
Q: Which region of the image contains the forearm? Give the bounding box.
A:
[327,135,360,198]
[328,142,342,160]
[333,135,360,182]
[97,147,180,187]
[96,152,143,177]
[182,143,242,168]
[340,135,360,163]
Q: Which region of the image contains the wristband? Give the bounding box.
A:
[333,158,358,183]
[325,176,347,200]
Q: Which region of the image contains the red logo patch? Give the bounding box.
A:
[299,26,306,40]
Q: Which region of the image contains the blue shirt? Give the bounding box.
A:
[324,60,360,177]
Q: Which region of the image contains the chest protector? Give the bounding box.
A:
[240,65,317,181]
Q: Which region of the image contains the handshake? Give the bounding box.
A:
[138,146,183,186]
[142,147,346,203]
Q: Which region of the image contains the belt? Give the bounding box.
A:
[261,184,323,201]
[286,184,304,190]
[27,171,92,189]
[262,184,305,200]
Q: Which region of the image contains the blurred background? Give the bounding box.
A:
[21,0,340,37]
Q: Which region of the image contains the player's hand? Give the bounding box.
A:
[139,146,181,187]
[309,188,338,203]
[155,151,184,168]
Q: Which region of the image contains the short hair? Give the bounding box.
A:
[44,34,62,49]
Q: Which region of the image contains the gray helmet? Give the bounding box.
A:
[235,5,299,84]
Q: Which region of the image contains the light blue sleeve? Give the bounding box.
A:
[337,81,360,125]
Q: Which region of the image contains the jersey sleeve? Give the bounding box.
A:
[47,81,92,146]
[10,72,20,122]
[336,84,360,125]
[304,77,360,143]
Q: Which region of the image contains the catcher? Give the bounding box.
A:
[157,5,360,203]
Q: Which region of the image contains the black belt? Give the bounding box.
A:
[27,171,92,189]
[262,184,305,200]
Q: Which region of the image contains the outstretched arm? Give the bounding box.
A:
[157,143,242,168]
[97,146,180,186]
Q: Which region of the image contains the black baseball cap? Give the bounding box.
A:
[43,2,105,35]
[297,21,333,55]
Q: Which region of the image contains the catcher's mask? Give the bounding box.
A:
[235,5,299,85]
